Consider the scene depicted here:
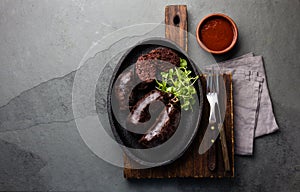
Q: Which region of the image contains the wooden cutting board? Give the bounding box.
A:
[124,5,234,178]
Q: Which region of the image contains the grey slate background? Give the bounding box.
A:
[0,0,299,191]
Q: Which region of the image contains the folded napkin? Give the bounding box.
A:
[209,53,279,155]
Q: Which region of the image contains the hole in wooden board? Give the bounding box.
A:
[173,15,180,25]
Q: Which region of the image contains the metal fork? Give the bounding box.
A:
[206,68,218,124]
[206,67,218,171]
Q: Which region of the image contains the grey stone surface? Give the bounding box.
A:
[0,0,299,191]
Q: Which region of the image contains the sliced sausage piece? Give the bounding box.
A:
[148,47,180,71]
[135,55,157,82]
[135,47,180,82]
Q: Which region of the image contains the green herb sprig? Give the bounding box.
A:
[156,58,199,111]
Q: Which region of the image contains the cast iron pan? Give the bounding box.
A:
[107,37,204,167]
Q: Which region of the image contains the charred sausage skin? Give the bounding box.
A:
[127,89,181,148]
[139,102,181,148]
[114,69,135,110]
[127,90,164,125]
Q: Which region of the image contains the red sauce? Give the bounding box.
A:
[200,17,234,51]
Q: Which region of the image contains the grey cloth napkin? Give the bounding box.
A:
[208,53,279,155]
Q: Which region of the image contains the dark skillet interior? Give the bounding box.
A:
[107,38,203,167]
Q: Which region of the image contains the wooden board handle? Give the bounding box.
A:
[165,5,188,51]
